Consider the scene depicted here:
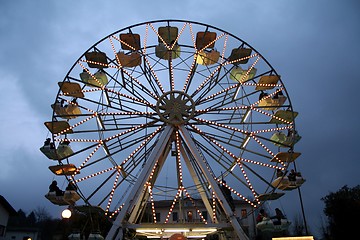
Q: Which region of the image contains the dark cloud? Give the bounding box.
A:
[1,0,359,238]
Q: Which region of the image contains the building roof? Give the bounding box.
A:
[0,195,17,216]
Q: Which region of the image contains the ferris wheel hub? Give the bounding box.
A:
[156,90,195,126]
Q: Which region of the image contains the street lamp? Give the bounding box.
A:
[62,208,72,219]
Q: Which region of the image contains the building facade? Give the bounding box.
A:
[140,197,257,239]
[0,195,17,240]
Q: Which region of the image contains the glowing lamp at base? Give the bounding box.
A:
[62,208,72,219]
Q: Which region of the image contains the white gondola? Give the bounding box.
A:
[40,142,74,160]
[256,218,291,232]
[56,142,74,159]
[270,132,301,147]
[88,232,105,240]
[80,70,108,88]
[45,190,80,206]
[40,145,57,160]
[257,192,285,201]
[271,176,306,190]
[196,50,220,65]
[155,43,181,60]
[68,233,81,240]
[63,190,81,205]
[230,67,257,83]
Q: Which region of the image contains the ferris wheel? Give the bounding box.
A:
[40,20,304,239]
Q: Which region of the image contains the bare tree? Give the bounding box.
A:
[291,213,311,236]
[34,206,52,222]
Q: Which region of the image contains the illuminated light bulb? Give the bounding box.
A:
[62,209,72,219]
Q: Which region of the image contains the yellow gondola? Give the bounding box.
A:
[80,70,108,88]
[196,50,220,65]
[270,131,301,147]
[44,121,73,134]
[51,101,81,119]
[230,67,257,83]
[270,152,301,163]
[269,110,298,124]
[255,75,280,90]
[258,95,287,110]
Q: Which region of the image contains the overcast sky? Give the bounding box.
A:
[1,0,359,238]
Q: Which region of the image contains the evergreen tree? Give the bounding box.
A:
[27,211,37,226]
